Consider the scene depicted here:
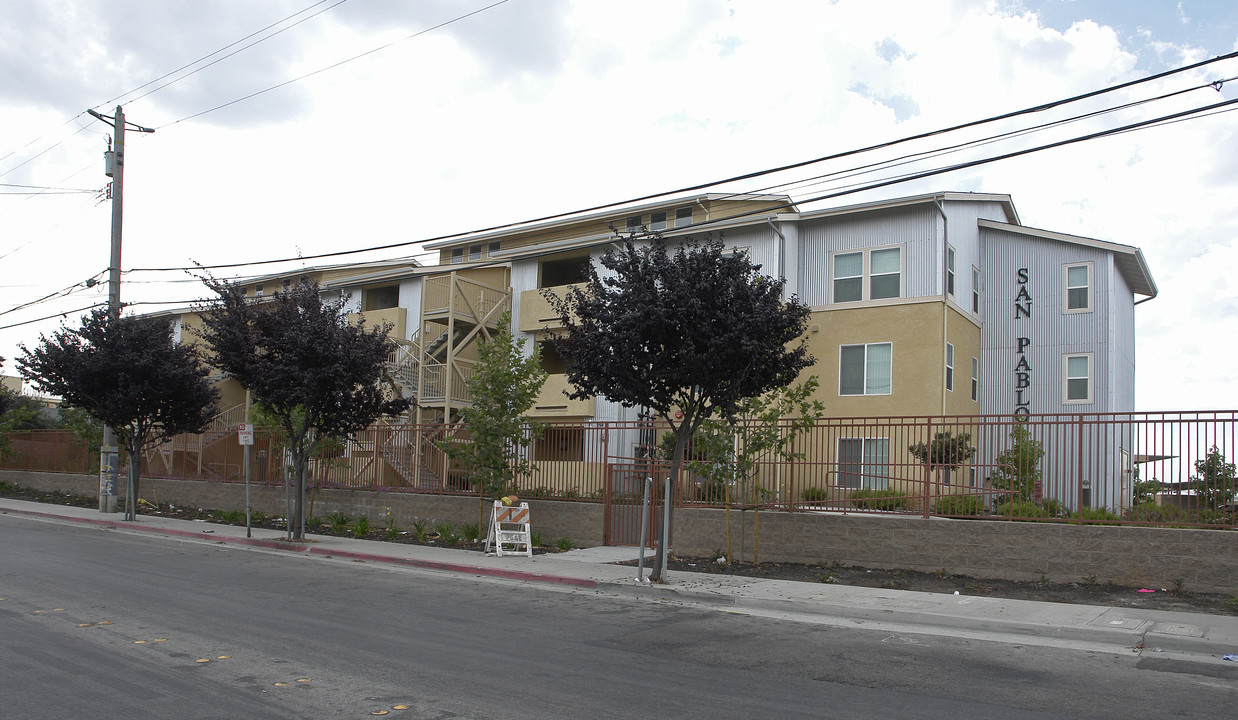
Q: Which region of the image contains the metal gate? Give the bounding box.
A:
[603,461,665,547]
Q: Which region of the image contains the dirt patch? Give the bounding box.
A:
[637,555,1238,616]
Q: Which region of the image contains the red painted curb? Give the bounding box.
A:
[3,506,597,589]
[305,546,598,588]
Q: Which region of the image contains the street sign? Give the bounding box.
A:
[238,424,254,446]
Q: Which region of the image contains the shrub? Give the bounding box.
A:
[995,499,1062,520]
[435,523,460,545]
[933,494,984,516]
[555,536,575,551]
[802,486,828,503]
[1123,501,1185,524]
[1074,506,1120,525]
[327,511,350,533]
[351,515,370,537]
[849,489,911,511]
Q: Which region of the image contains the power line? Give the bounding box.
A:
[3,51,1234,320]
[157,0,512,129]
[122,54,1238,274]
[0,303,108,332]
[100,0,355,110]
[0,2,350,179]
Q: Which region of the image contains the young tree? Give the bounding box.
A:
[988,423,1044,502]
[909,430,977,488]
[684,377,825,563]
[17,310,219,519]
[1190,445,1237,512]
[440,311,548,532]
[196,278,410,539]
[545,233,814,580]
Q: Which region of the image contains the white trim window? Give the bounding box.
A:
[840,342,892,396]
[837,437,890,490]
[650,211,667,231]
[1064,353,1093,403]
[450,248,463,264]
[945,343,954,392]
[971,266,980,314]
[970,357,979,402]
[946,246,956,298]
[675,207,693,227]
[832,246,902,303]
[1064,262,1092,313]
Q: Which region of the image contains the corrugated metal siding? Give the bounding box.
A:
[979,228,1120,415]
[798,205,940,305]
[1109,259,1137,411]
[721,224,779,278]
[398,278,421,342]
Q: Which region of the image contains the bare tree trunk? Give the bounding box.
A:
[126,450,141,521]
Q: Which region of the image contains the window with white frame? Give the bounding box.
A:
[487,241,501,257]
[945,343,954,392]
[1064,353,1092,403]
[675,207,693,227]
[650,211,667,231]
[971,357,979,402]
[832,247,902,303]
[946,246,956,298]
[870,247,901,299]
[840,343,892,396]
[972,266,980,314]
[833,252,863,302]
[450,248,463,264]
[625,216,642,232]
[468,244,482,261]
[1064,262,1092,313]
[837,437,890,490]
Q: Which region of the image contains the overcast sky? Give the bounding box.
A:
[1,0,1235,412]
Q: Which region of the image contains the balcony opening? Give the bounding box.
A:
[540,255,590,288]
[539,341,567,374]
[363,285,400,311]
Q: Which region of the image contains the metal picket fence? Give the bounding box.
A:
[3,411,1236,529]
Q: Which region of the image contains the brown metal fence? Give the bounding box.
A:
[3,411,1236,529]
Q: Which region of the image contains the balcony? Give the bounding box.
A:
[530,373,594,418]
[520,283,581,332]
[423,273,510,324]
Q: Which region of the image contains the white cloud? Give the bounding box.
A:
[2,0,1236,410]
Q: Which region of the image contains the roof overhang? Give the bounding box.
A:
[424,193,798,251]
[799,191,1019,225]
[978,219,1157,299]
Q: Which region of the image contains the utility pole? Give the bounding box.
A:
[87,105,154,516]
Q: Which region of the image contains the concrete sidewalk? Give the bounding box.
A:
[4,497,1237,663]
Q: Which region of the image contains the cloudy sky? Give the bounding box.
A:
[1,0,1235,412]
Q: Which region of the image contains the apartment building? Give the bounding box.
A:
[165,191,1156,510]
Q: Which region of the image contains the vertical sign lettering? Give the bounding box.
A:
[1013,268,1032,417]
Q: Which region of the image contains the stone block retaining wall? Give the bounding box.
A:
[5,471,1234,594]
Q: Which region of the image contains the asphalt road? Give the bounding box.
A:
[1,515,1233,719]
